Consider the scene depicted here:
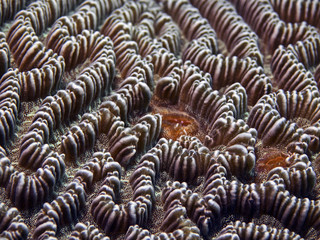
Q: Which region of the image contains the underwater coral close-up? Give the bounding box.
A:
[1,0,320,239]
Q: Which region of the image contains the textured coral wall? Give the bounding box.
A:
[0,0,320,239]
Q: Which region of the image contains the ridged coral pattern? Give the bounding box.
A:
[0,0,320,239]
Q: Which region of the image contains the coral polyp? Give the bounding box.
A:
[257,151,290,171]
[162,113,197,139]
[154,107,200,141]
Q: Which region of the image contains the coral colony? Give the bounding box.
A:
[0,0,320,239]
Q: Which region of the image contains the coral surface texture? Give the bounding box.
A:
[1,0,320,239]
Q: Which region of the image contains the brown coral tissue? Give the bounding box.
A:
[1,0,320,239]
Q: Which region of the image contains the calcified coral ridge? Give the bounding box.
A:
[1,0,320,239]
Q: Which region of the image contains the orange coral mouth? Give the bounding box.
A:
[152,107,200,141]
[162,113,199,140]
[256,151,290,172]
